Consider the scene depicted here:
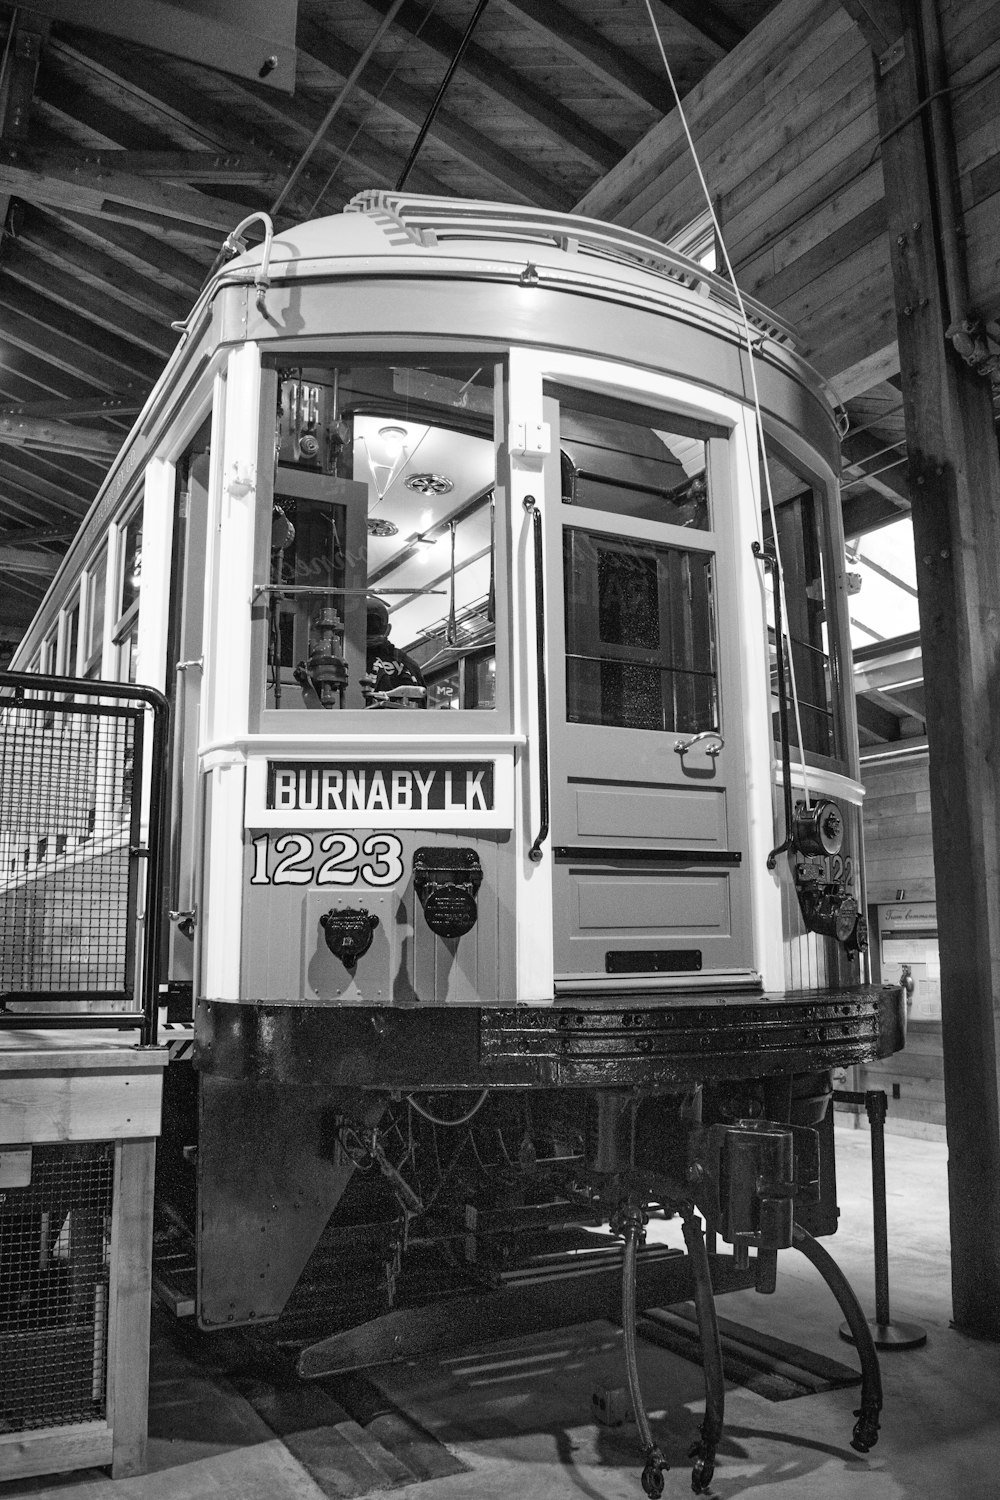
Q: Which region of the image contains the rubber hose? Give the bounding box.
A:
[622,1220,668,1497]
[793,1222,882,1451]
[681,1207,724,1491]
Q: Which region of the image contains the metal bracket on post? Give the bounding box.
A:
[833,1088,927,1350]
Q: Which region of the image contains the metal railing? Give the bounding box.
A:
[0,672,168,1046]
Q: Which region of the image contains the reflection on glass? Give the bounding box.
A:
[559,402,709,529]
[564,530,717,733]
[119,512,142,617]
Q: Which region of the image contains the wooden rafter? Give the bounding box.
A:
[497,0,673,114]
[293,19,577,208]
[2,244,177,360]
[0,150,254,239]
[357,0,622,172]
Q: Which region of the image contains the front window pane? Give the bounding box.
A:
[265,359,497,712]
[564,530,717,733]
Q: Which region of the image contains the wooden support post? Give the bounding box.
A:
[107,1138,157,1478]
[844,0,1000,1336]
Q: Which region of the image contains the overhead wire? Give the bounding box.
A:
[641,0,812,809]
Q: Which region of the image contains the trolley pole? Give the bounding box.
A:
[834,1088,927,1350]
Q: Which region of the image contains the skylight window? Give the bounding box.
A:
[846,517,920,650]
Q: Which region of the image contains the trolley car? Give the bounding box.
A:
[7,192,903,1492]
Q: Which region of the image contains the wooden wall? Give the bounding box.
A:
[576,0,1000,403]
[861,755,935,905]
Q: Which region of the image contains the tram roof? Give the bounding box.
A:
[217,191,800,354]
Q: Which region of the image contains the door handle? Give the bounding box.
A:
[674,731,724,757]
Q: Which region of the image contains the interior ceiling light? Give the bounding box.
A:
[370,424,408,466]
[367,517,399,536]
[405,472,454,496]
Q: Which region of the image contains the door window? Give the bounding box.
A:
[563,530,717,733]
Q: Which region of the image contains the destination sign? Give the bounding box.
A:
[267,760,495,815]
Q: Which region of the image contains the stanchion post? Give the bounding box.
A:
[833,1087,927,1351]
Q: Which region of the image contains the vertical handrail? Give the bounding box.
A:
[752,543,795,868]
[523,497,550,863]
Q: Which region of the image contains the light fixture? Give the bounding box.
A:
[405,472,454,496]
[374,425,408,465]
[367,517,399,537]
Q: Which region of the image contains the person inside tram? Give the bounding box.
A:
[362,595,427,707]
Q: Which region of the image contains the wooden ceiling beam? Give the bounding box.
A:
[855,692,902,741]
[0,288,159,388]
[0,14,49,230]
[0,148,255,240]
[293,33,576,209]
[0,415,121,456]
[841,426,912,507]
[0,546,60,574]
[227,73,463,210]
[47,36,265,152]
[840,0,904,55]
[35,64,182,152]
[0,523,76,545]
[356,0,622,172]
[44,37,325,219]
[0,456,94,517]
[18,147,284,188]
[48,209,208,295]
[13,209,188,322]
[654,0,746,55]
[2,242,176,360]
[497,0,672,115]
[0,277,163,381]
[0,395,138,421]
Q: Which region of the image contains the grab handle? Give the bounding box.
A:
[524,496,550,864]
[674,731,725,758]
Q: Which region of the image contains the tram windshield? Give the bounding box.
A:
[259,359,498,715]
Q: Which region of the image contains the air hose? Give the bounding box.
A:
[793,1223,882,1451]
[680,1205,725,1492]
[619,1206,669,1498]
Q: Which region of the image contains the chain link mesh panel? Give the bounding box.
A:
[0,698,140,1002]
[0,1143,114,1430]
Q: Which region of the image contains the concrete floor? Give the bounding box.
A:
[3,1122,998,1500]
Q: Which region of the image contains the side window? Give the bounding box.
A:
[113,507,142,683]
[84,548,108,678]
[260,358,500,715]
[761,446,840,762]
[61,595,81,676]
